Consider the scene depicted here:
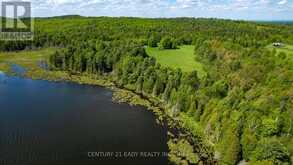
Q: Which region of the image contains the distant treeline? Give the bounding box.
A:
[256,20,293,25]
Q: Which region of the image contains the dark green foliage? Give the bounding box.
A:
[148,36,158,47]
[211,80,229,98]
[159,37,177,49]
[219,118,242,165]
[183,71,200,89]
[251,138,291,164]
[278,52,287,59]
[241,128,258,160]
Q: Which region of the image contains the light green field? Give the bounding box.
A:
[266,44,293,56]
[146,45,206,78]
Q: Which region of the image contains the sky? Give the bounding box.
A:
[1,0,293,20]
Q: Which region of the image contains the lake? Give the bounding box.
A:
[0,71,168,165]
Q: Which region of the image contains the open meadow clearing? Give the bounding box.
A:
[146,45,206,78]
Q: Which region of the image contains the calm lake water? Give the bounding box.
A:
[0,71,168,165]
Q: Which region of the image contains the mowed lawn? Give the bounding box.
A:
[266,44,293,56]
[146,45,206,78]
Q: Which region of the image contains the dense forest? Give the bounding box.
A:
[1,16,293,165]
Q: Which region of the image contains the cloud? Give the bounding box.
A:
[1,0,291,20]
[173,0,202,9]
[278,0,288,5]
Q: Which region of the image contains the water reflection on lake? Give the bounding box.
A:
[0,72,168,165]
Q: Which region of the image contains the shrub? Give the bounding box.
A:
[251,138,291,164]
[159,37,177,49]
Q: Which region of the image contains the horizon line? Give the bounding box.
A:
[2,15,293,22]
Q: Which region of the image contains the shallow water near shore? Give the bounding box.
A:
[0,72,168,165]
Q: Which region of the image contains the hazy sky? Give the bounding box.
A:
[3,0,293,20]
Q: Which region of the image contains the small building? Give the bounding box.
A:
[273,42,284,47]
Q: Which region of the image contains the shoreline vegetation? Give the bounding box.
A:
[0,48,215,165]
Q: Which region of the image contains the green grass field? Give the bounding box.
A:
[146,45,206,78]
[266,44,293,56]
